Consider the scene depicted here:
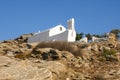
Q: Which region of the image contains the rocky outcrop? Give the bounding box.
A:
[32,48,74,61]
[0,38,120,80]
[15,33,33,43]
[0,64,52,80]
[107,33,118,48]
[38,61,66,75]
[0,56,67,80]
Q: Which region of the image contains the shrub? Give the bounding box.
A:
[101,48,117,61]
[92,74,105,80]
[34,41,82,57]
[41,49,60,60]
[35,41,73,51]
[102,48,116,56]
[76,43,89,48]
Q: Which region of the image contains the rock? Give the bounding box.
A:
[0,50,5,56]
[0,56,67,80]
[0,64,52,80]
[0,56,53,80]
[38,61,66,75]
[115,52,120,61]
[6,51,14,57]
[87,44,99,52]
[87,45,92,51]
[81,49,90,60]
[32,48,74,60]
[27,42,39,49]
[0,41,20,55]
[66,78,70,80]
[107,33,118,48]
[61,51,74,60]
[41,49,60,60]
[0,35,120,80]
[15,33,33,43]
[100,46,111,51]
[91,44,98,52]
[0,56,17,67]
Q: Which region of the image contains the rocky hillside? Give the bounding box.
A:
[0,34,120,80]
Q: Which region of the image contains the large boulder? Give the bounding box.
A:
[0,56,68,80]
[0,56,53,80]
[0,64,52,80]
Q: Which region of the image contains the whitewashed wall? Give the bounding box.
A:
[67,30,76,42]
[50,31,68,41]
[28,18,76,43]
[28,29,76,43]
[49,25,66,37]
[28,25,67,43]
[28,30,50,43]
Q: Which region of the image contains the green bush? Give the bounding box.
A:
[101,48,117,61]
[102,48,116,56]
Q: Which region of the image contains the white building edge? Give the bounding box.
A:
[28,18,76,43]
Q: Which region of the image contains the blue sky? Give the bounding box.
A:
[0,0,120,40]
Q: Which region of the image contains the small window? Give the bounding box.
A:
[60,27,62,31]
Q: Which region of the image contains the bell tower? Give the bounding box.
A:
[67,18,75,30]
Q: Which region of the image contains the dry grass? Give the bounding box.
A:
[35,41,72,50]
[92,74,105,80]
[34,41,82,57]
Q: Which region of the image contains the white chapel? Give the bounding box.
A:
[28,18,76,43]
